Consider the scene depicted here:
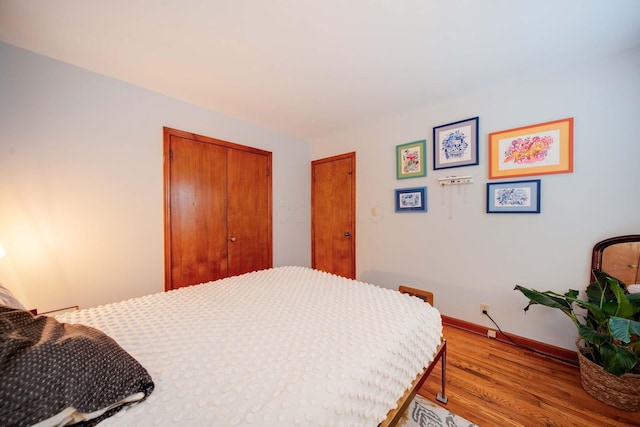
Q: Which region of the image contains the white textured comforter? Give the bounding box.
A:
[57,266,442,426]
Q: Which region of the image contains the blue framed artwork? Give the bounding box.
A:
[395,187,427,212]
[486,179,541,214]
[396,140,427,179]
[433,116,479,170]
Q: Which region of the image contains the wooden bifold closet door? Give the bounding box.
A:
[163,127,272,291]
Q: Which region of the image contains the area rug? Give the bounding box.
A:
[398,394,479,427]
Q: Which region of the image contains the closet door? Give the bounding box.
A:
[227,148,272,276]
[167,135,228,289]
[164,127,273,291]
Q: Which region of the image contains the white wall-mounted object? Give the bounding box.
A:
[437,175,473,186]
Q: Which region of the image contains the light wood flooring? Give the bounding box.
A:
[418,325,639,426]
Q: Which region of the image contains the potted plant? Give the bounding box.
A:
[514,269,640,411]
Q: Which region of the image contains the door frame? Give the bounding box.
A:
[311,151,356,278]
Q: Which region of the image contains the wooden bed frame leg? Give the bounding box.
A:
[396,287,447,403]
[436,340,448,404]
[378,339,449,427]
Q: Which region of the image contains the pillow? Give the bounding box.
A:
[0,283,26,310]
[0,306,154,426]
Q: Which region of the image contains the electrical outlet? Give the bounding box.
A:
[480,303,489,315]
[487,329,497,339]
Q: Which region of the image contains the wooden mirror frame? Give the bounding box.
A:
[591,234,640,282]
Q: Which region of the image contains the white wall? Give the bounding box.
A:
[310,47,640,350]
[2,41,638,351]
[0,42,311,312]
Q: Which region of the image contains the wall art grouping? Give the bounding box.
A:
[394,116,574,214]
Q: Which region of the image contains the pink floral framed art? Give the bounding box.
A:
[488,118,573,179]
[396,140,427,179]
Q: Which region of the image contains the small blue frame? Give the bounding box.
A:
[486,179,541,214]
[395,186,428,212]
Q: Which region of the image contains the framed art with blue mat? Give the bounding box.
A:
[486,179,540,214]
[395,187,427,212]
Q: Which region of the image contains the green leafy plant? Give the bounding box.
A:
[514,269,640,376]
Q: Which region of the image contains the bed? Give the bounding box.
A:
[1,266,444,426]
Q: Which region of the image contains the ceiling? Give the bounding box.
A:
[1,0,640,141]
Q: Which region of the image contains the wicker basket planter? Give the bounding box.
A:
[515,271,640,412]
[577,342,640,411]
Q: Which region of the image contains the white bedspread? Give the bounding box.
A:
[56,266,442,426]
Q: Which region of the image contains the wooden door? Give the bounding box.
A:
[165,133,228,289]
[311,152,356,279]
[227,148,272,276]
[164,127,273,291]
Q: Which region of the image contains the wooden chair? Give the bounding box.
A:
[398,285,434,306]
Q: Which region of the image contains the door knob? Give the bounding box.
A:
[230,237,237,242]
[344,232,351,237]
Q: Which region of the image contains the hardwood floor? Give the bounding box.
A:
[418,325,639,427]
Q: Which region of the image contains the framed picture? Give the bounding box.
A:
[488,118,573,179]
[396,140,427,179]
[395,186,427,212]
[486,179,541,214]
[433,116,479,170]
